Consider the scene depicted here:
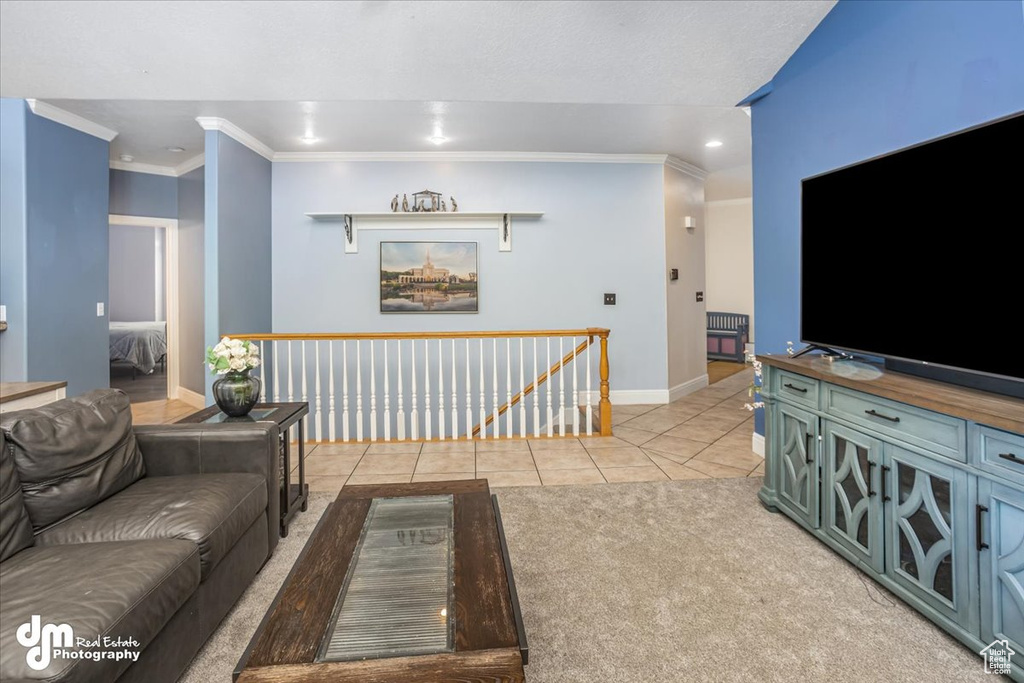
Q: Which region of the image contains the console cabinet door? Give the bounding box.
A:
[775,402,819,529]
[979,479,1024,656]
[884,445,975,631]
[822,421,884,573]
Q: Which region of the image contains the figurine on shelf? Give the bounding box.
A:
[390,194,399,212]
[450,196,458,212]
[441,199,447,212]
[402,194,409,212]
[431,194,439,211]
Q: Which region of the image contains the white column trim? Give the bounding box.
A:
[752,432,766,458]
[195,117,274,160]
[26,99,118,141]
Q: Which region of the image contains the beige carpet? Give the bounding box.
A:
[181,479,988,682]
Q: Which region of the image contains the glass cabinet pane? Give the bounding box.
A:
[895,462,954,602]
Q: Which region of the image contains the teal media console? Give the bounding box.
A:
[758,355,1024,681]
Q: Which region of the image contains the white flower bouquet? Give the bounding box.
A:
[205,337,261,375]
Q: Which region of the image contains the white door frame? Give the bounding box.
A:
[109,214,181,401]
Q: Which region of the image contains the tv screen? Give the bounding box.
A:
[801,112,1024,382]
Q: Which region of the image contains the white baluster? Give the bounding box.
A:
[355,340,363,442]
[586,337,593,436]
[572,336,579,436]
[519,338,526,438]
[424,339,432,440]
[272,340,280,402]
[492,338,499,439]
[451,339,458,440]
[287,340,294,403]
[301,341,309,437]
[437,340,445,440]
[558,337,566,437]
[465,339,472,440]
[532,338,540,438]
[369,340,377,441]
[546,337,553,438]
[505,338,513,438]
[396,340,406,441]
[328,341,336,442]
[314,340,322,442]
[258,341,265,402]
[342,341,350,442]
[478,339,486,439]
[410,341,419,440]
[383,339,391,441]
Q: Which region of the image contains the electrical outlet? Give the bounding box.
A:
[604,293,616,306]
[695,291,704,302]
[669,268,679,281]
[97,302,105,317]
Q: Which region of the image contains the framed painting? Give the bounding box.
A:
[380,241,479,313]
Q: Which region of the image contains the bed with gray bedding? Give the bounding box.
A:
[109,321,167,373]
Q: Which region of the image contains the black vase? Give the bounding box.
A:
[212,370,262,417]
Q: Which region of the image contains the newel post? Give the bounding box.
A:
[598,331,612,436]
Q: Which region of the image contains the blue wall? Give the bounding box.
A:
[204,131,272,400]
[0,99,28,382]
[750,0,1024,433]
[24,110,111,396]
[271,161,670,392]
[177,166,206,395]
[109,168,178,219]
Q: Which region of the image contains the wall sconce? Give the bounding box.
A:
[683,216,696,232]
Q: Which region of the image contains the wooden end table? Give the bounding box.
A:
[234,479,528,682]
[176,402,309,537]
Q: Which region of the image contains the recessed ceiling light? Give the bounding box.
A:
[429,135,448,145]
[300,135,318,144]
[119,154,134,162]
[166,146,186,153]
[705,140,724,148]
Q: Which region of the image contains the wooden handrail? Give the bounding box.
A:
[472,336,593,437]
[227,329,610,341]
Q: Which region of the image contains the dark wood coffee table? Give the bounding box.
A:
[234,479,527,682]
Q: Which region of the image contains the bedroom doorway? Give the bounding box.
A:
[108,215,180,403]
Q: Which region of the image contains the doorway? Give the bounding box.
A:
[108,215,179,402]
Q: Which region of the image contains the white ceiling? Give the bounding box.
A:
[48,99,754,171]
[1,0,835,171]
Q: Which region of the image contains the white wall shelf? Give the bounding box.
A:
[305,211,544,253]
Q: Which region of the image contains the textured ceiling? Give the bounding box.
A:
[50,99,754,172]
[1,1,834,170]
[1,1,833,104]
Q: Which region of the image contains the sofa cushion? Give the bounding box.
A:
[1,389,145,531]
[0,539,199,683]
[0,430,34,562]
[36,473,267,580]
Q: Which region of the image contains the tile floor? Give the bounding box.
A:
[299,367,760,491]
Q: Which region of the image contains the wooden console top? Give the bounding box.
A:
[758,355,1024,434]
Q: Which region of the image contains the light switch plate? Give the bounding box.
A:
[97,302,105,316]
[604,293,616,306]
[0,305,6,322]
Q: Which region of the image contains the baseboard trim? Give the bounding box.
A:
[668,374,709,402]
[752,432,765,458]
[175,387,206,409]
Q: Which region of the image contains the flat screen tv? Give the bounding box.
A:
[801,111,1024,397]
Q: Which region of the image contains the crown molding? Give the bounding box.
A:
[26,99,118,142]
[664,155,708,181]
[109,159,176,176]
[196,116,274,161]
[109,152,205,178]
[174,153,205,176]
[272,150,676,165]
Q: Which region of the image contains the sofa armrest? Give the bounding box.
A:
[134,423,280,556]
